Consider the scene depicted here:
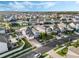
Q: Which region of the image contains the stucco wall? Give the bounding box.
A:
[0,42,8,53]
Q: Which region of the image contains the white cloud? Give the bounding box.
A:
[75,1,79,4]
[0,1,56,11]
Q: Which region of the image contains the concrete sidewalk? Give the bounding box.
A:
[47,49,63,58]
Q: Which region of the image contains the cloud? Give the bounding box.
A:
[0,1,56,11]
[75,1,79,4]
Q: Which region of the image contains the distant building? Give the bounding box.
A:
[72,17,79,23]
[69,23,76,29]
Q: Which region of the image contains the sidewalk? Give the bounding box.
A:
[55,46,66,52]
[47,49,63,58]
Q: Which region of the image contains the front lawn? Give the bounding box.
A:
[39,32,54,42]
[21,38,32,48]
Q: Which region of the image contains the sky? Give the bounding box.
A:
[0,1,79,11]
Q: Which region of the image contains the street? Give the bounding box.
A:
[19,34,79,58]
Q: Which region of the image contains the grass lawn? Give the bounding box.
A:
[56,47,68,56]
[72,40,79,48]
[22,38,32,48]
[39,32,54,42]
[39,53,48,58]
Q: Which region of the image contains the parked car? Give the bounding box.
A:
[34,53,41,58]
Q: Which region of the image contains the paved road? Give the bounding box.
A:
[20,34,79,58]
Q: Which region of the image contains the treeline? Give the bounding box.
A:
[23,11,79,14]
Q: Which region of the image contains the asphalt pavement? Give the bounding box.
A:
[19,34,79,58]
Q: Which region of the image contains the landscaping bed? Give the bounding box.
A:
[56,47,68,56]
[39,53,48,58]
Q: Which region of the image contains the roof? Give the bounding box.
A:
[69,23,76,28]
[26,27,34,37]
[0,34,9,43]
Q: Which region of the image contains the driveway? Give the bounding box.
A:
[28,39,43,48]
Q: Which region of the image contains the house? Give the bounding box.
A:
[68,23,76,29]
[35,25,45,32]
[66,25,74,31]
[46,27,52,34]
[22,26,41,40]
[74,24,79,34]
[0,34,9,53]
[25,27,34,40]
[58,23,66,32]
[44,18,52,23]
[52,18,60,24]
[32,27,40,39]
[53,25,61,34]
[9,35,18,43]
[0,28,6,34]
[76,24,79,30]
[72,16,79,23]
[4,15,13,21]
[16,31,24,39]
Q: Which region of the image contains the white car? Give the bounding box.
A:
[34,53,41,58]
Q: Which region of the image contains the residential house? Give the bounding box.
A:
[0,28,6,34]
[58,23,66,32]
[22,26,40,40]
[68,23,76,29]
[25,27,34,40]
[72,16,79,23]
[46,27,52,34]
[0,34,9,53]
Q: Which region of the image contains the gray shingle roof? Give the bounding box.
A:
[26,27,34,37]
[0,34,9,43]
